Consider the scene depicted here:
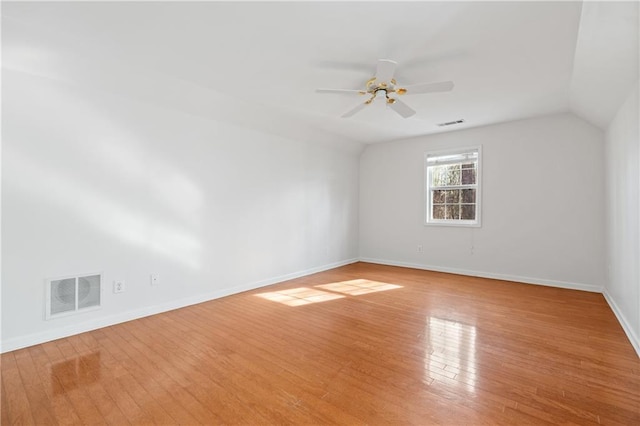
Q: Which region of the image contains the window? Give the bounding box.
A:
[425,147,481,226]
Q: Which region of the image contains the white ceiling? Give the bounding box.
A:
[2,1,638,144]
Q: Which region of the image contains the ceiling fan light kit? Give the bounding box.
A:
[317,59,454,119]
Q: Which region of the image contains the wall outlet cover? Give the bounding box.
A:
[113,281,125,293]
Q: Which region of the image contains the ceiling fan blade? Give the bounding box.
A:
[341,102,368,118]
[316,88,367,95]
[375,59,397,83]
[398,81,454,95]
[388,98,416,118]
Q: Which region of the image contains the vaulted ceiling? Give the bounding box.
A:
[2,2,638,144]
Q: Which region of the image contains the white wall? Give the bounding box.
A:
[360,113,605,291]
[1,69,361,352]
[604,82,640,355]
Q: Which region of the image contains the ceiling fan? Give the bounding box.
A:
[317,59,454,118]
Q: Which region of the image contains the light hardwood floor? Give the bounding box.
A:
[2,262,639,425]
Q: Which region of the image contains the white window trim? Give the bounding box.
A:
[424,146,482,227]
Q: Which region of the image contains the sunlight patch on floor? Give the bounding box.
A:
[256,279,402,306]
[316,279,402,295]
[255,287,345,306]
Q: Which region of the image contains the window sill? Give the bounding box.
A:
[424,220,481,228]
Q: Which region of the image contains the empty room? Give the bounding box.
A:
[2,1,639,424]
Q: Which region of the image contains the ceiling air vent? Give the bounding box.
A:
[45,273,102,319]
[437,119,465,127]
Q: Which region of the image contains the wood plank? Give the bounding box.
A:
[1,352,36,424]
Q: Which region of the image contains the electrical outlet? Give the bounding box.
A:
[417,245,423,253]
[150,274,159,286]
[113,280,125,293]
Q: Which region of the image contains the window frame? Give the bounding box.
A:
[424,146,482,227]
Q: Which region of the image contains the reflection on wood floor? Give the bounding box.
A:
[2,262,639,424]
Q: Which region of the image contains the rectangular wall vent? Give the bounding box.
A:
[46,273,102,320]
[437,119,465,127]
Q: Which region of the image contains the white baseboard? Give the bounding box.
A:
[7,257,632,357]
[603,289,640,358]
[359,257,603,293]
[1,258,359,353]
